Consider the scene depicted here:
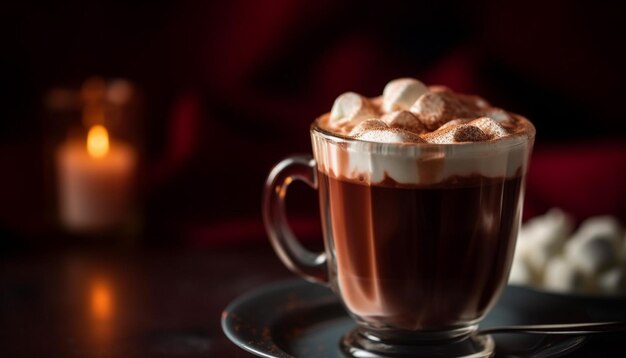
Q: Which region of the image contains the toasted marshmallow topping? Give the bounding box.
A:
[320,78,531,144]
[356,128,425,144]
[314,78,535,185]
[422,117,509,144]
[410,92,448,130]
[381,110,426,134]
[469,117,509,138]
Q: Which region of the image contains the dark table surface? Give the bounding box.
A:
[1,243,624,357]
[0,244,292,357]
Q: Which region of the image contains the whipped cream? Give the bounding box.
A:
[313,78,535,185]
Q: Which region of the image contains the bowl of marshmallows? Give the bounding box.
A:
[509,209,626,297]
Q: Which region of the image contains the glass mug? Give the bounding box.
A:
[263,118,534,357]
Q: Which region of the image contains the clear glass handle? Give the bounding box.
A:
[262,155,328,284]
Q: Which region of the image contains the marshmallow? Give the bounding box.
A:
[349,119,388,137]
[436,119,468,131]
[483,108,511,123]
[453,125,489,142]
[355,128,425,144]
[410,92,446,130]
[421,122,495,144]
[516,208,574,277]
[512,237,545,284]
[410,90,488,131]
[598,266,626,295]
[509,253,532,285]
[382,78,428,113]
[566,234,619,276]
[329,92,376,128]
[524,249,552,283]
[564,216,622,275]
[421,125,455,144]
[543,256,585,293]
[510,210,626,296]
[468,117,509,138]
[380,110,426,134]
[472,97,490,109]
[519,208,574,251]
[570,216,622,248]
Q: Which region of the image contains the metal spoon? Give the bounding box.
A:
[493,335,588,358]
[479,321,626,335]
[477,322,625,358]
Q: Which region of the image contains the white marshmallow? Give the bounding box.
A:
[329,92,376,127]
[517,209,574,276]
[598,266,626,295]
[572,216,622,245]
[512,237,540,284]
[508,253,531,285]
[566,234,619,276]
[519,208,574,250]
[524,249,552,284]
[382,78,428,113]
[543,256,585,293]
[564,216,622,276]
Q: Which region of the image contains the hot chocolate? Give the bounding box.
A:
[319,172,523,330]
[312,78,534,331]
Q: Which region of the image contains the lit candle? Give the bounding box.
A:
[56,125,136,232]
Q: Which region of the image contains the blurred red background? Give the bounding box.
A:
[1,0,625,251]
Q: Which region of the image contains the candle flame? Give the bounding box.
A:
[87,125,109,158]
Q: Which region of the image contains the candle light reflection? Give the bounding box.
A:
[90,278,113,321]
[87,276,116,345]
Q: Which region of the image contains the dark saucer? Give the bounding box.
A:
[222,280,593,358]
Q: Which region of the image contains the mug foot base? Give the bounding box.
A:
[340,327,494,358]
